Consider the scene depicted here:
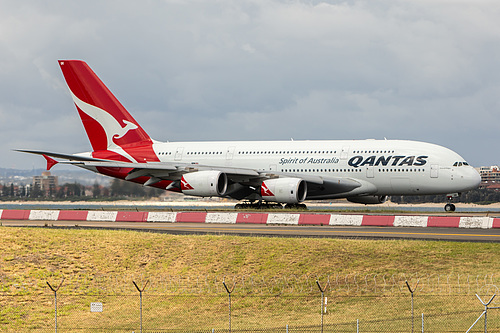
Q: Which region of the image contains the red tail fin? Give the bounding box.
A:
[59,60,158,162]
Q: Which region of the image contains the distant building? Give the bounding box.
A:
[478,166,500,188]
[33,171,58,196]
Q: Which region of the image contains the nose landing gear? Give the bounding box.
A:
[444,203,456,212]
[444,193,460,212]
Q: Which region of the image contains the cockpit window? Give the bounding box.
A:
[463,162,469,166]
[454,161,469,167]
[453,162,458,166]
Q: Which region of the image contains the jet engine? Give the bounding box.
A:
[181,170,228,197]
[347,195,388,205]
[260,178,307,204]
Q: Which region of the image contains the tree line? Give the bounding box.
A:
[1,180,499,203]
[390,188,500,205]
[0,178,163,200]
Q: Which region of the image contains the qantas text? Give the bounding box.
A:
[348,155,428,168]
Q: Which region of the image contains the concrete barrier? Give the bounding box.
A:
[459,216,491,229]
[299,214,331,225]
[29,210,60,221]
[58,210,88,221]
[146,212,177,222]
[236,213,268,224]
[394,216,428,228]
[427,216,460,228]
[0,209,498,229]
[176,212,207,223]
[206,212,238,224]
[116,211,148,222]
[87,211,118,222]
[267,213,300,225]
[329,214,363,226]
[362,215,395,226]
[1,210,31,220]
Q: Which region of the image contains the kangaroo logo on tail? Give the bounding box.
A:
[70,90,139,162]
[59,60,160,163]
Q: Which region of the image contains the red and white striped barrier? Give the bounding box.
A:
[0,209,499,228]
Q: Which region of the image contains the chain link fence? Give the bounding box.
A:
[2,273,500,332]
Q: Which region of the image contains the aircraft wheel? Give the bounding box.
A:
[444,203,456,212]
[284,203,308,210]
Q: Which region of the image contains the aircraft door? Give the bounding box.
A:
[225,146,235,166]
[174,147,184,161]
[226,146,235,160]
[430,165,439,178]
[341,147,349,160]
[366,166,374,178]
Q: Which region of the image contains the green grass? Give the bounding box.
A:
[1,227,500,331]
[1,227,500,288]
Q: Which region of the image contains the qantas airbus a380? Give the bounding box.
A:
[18,60,481,211]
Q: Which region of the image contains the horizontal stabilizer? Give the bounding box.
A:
[42,154,59,171]
[15,149,107,162]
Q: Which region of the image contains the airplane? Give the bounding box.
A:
[17,60,481,212]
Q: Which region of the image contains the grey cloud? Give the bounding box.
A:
[0,0,499,169]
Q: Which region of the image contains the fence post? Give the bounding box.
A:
[46,278,64,333]
[223,277,236,333]
[316,278,330,333]
[466,294,499,333]
[405,280,419,333]
[133,280,149,333]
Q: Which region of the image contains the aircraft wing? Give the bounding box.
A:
[269,171,362,195]
[17,149,362,198]
[16,149,259,179]
[120,166,362,198]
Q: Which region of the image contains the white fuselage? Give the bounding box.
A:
[24,60,481,208]
[148,139,480,198]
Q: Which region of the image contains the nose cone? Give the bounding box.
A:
[462,167,481,191]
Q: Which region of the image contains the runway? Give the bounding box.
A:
[3,219,500,242]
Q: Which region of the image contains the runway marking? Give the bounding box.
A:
[4,220,500,240]
[140,225,500,239]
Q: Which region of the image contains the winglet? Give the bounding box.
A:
[43,154,59,170]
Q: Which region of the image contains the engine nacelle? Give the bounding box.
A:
[260,178,307,204]
[347,195,388,205]
[181,171,228,197]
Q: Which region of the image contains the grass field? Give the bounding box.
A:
[1,226,500,331]
[1,226,500,290]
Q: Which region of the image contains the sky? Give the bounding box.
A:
[1,0,499,169]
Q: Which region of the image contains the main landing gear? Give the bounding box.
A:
[234,201,308,210]
[444,193,459,212]
[284,203,308,210]
[234,201,283,209]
